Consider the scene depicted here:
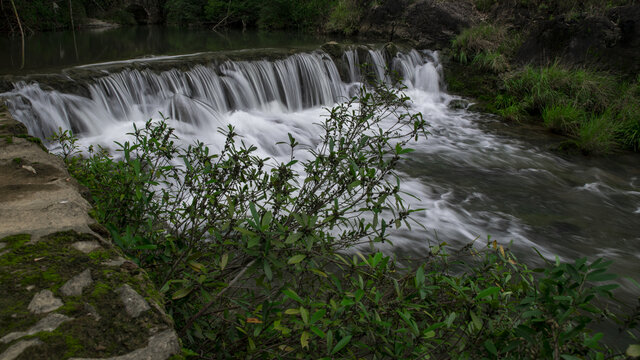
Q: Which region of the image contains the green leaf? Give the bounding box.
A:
[310,309,326,324]
[288,254,306,264]
[310,325,326,338]
[300,307,309,325]
[261,211,273,229]
[220,253,228,271]
[283,288,304,303]
[263,261,273,281]
[172,287,193,300]
[470,310,482,331]
[484,340,498,356]
[476,286,500,300]
[331,335,352,355]
[301,331,310,349]
[415,266,425,287]
[586,271,617,282]
[445,312,457,327]
[627,344,640,358]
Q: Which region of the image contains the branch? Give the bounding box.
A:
[9,0,24,69]
[180,258,256,335]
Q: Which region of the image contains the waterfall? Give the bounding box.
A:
[2,48,442,140]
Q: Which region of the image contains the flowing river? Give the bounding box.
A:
[2,28,639,320]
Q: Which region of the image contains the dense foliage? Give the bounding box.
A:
[0,0,141,32]
[1,0,368,33]
[53,83,640,358]
[169,0,357,31]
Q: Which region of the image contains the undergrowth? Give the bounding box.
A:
[52,84,640,358]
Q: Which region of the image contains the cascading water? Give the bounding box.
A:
[2,47,639,307]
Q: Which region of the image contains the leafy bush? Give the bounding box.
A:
[53,83,639,358]
[165,0,208,26]
[258,0,332,31]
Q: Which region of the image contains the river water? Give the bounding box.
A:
[2,28,639,323]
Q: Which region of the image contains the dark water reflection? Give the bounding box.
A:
[0,26,327,75]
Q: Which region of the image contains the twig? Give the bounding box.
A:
[181,259,256,335]
[9,0,24,69]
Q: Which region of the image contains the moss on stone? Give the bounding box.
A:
[14,134,48,152]
[1,230,174,358]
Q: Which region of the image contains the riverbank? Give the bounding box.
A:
[437,1,640,154]
[0,103,180,360]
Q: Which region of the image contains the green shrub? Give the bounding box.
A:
[164,0,208,26]
[52,83,640,358]
[326,0,362,35]
[257,0,332,31]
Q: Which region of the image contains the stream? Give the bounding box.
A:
[2,28,639,342]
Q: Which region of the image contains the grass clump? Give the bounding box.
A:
[493,64,640,153]
[452,24,521,73]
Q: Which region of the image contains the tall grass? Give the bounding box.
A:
[495,64,640,153]
[451,24,520,73]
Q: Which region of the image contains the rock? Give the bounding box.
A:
[0,242,5,250]
[0,313,72,344]
[83,303,101,321]
[448,99,469,109]
[117,284,150,318]
[71,241,102,253]
[21,165,37,174]
[0,339,43,360]
[102,257,127,267]
[60,269,93,296]
[360,0,478,48]
[69,330,179,360]
[321,41,344,60]
[27,290,63,314]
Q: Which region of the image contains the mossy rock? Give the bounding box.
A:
[0,231,174,359]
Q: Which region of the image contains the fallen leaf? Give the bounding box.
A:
[246,318,262,324]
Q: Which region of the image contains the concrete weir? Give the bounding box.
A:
[0,102,180,359]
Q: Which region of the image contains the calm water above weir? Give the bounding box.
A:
[2,29,639,330]
[0,26,326,75]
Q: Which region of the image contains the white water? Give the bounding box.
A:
[2,48,639,291]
